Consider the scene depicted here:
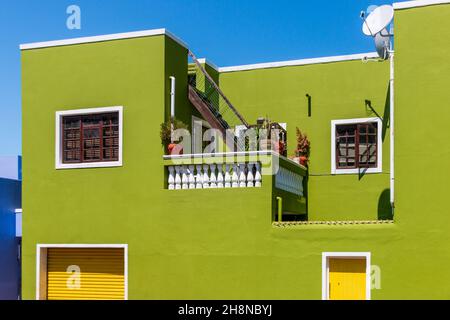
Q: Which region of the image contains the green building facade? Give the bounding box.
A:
[21,1,450,299]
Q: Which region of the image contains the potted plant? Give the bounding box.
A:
[160,118,188,155]
[294,127,310,167]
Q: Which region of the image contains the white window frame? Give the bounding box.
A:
[322,252,371,300]
[55,106,123,169]
[331,117,382,174]
[36,244,128,300]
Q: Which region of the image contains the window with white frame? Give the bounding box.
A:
[55,106,123,169]
[331,118,382,174]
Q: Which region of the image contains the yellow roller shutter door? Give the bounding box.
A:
[47,248,125,300]
[329,258,366,300]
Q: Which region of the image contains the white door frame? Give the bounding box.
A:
[36,244,128,300]
[322,252,371,300]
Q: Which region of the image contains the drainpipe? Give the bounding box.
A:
[389,49,395,214]
[169,76,176,119]
[276,197,283,222]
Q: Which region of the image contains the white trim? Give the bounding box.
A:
[15,208,22,214]
[36,244,128,300]
[331,117,383,175]
[163,150,305,169]
[55,106,123,170]
[219,52,379,73]
[20,28,188,50]
[322,252,371,300]
[163,150,273,160]
[393,0,450,10]
[197,58,219,72]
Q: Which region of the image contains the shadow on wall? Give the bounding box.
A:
[364,82,390,142]
[360,84,390,182]
[381,83,390,142]
[378,188,393,220]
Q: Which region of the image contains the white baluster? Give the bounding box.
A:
[239,163,247,188]
[224,164,232,188]
[168,166,175,190]
[254,162,262,187]
[231,164,239,188]
[175,166,182,190]
[216,164,224,188]
[181,165,189,190]
[247,163,255,187]
[188,165,196,189]
[210,164,217,188]
[203,164,210,189]
[195,164,203,189]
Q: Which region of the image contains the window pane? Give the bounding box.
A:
[359,125,367,134]
[357,122,377,168]
[62,116,82,163]
[336,122,378,170]
[336,124,357,168]
[62,112,119,164]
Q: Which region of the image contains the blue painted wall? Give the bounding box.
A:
[0,156,21,300]
[0,156,21,181]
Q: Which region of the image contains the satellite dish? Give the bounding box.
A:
[362,5,394,36]
[362,4,394,60]
[374,31,390,60]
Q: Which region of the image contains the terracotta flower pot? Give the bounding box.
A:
[299,156,308,166]
[167,143,178,155]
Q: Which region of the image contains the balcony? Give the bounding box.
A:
[163,150,308,220]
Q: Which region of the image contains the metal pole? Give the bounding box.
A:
[389,50,395,212]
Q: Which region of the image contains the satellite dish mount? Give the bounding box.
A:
[361,5,394,60]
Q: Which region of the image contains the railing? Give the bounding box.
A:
[167,162,262,190]
[189,51,249,130]
[275,167,304,196]
[164,151,308,220]
[164,151,307,194]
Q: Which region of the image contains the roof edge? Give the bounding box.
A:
[219,52,380,73]
[393,0,450,10]
[20,28,188,50]
[197,58,219,72]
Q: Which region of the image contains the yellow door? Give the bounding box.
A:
[47,248,125,300]
[329,258,366,300]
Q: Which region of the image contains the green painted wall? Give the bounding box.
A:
[21,3,450,300]
[220,58,391,221]
[394,4,450,298]
[21,35,167,299]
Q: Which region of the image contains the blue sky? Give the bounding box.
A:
[0,0,406,156]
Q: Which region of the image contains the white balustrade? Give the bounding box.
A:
[224,164,231,188]
[167,162,262,190]
[188,165,195,189]
[255,163,262,187]
[168,166,175,190]
[202,164,210,189]
[210,164,217,188]
[174,166,182,190]
[217,164,224,188]
[195,164,203,189]
[231,164,239,188]
[181,165,189,190]
[239,163,247,188]
[247,163,255,188]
